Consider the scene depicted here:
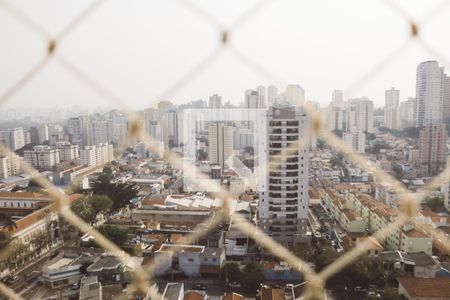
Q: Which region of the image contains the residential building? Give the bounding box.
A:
[267,85,278,107]
[327,91,346,131]
[245,88,266,109]
[342,131,365,153]
[80,143,113,167]
[284,84,305,106]
[0,153,20,179]
[24,145,60,171]
[56,141,79,162]
[384,87,400,130]
[414,60,448,127]
[208,122,233,169]
[347,97,374,133]
[418,123,447,176]
[209,94,222,109]
[258,106,310,249]
[7,128,25,151]
[154,244,205,277]
[399,97,416,129]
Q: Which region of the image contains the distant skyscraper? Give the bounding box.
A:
[256,86,266,108]
[7,128,25,151]
[399,97,416,129]
[347,97,374,133]
[343,131,365,153]
[258,106,310,249]
[208,122,233,168]
[56,141,79,162]
[284,85,305,106]
[384,87,400,130]
[327,90,345,131]
[267,85,278,107]
[414,61,447,127]
[419,123,447,176]
[331,90,344,107]
[208,94,222,109]
[443,75,450,122]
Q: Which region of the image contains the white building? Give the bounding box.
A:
[7,128,25,151]
[208,122,234,169]
[347,97,374,133]
[267,85,278,107]
[399,97,416,129]
[56,142,79,162]
[208,94,222,109]
[24,145,60,171]
[258,106,310,249]
[327,90,346,131]
[80,146,96,167]
[414,60,448,127]
[0,153,21,179]
[384,87,400,130]
[342,131,365,153]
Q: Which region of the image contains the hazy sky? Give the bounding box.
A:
[1,0,450,110]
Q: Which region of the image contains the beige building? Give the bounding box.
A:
[418,123,447,176]
[208,122,233,169]
[24,145,60,171]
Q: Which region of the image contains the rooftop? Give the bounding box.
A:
[398,277,450,298]
[158,244,204,253]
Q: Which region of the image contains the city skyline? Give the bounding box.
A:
[2,1,450,109]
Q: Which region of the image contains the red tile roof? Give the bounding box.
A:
[398,277,450,298]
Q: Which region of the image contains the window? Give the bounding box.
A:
[188,258,194,262]
[213,258,217,262]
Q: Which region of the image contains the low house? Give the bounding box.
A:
[378,251,439,278]
[41,251,97,288]
[398,277,450,300]
[200,247,225,276]
[154,244,205,277]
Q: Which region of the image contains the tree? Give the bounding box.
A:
[97,225,129,245]
[425,196,444,212]
[71,199,95,223]
[90,195,113,216]
[0,231,9,250]
[316,139,326,150]
[92,175,138,210]
[220,262,241,282]
[403,127,420,139]
[241,262,264,292]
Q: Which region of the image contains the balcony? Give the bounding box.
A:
[286,121,299,126]
[269,192,282,198]
[286,200,297,205]
[286,172,299,177]
[269,136,282,141]
[269,172,283,177]
[269,143,282,148]
[286,193,298,198]
[286,165,298,170]
[287,136,298,141]
[269,186,282,191]
[269,121,282,126]
[271,129,282,134]
[286,129,299,134]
